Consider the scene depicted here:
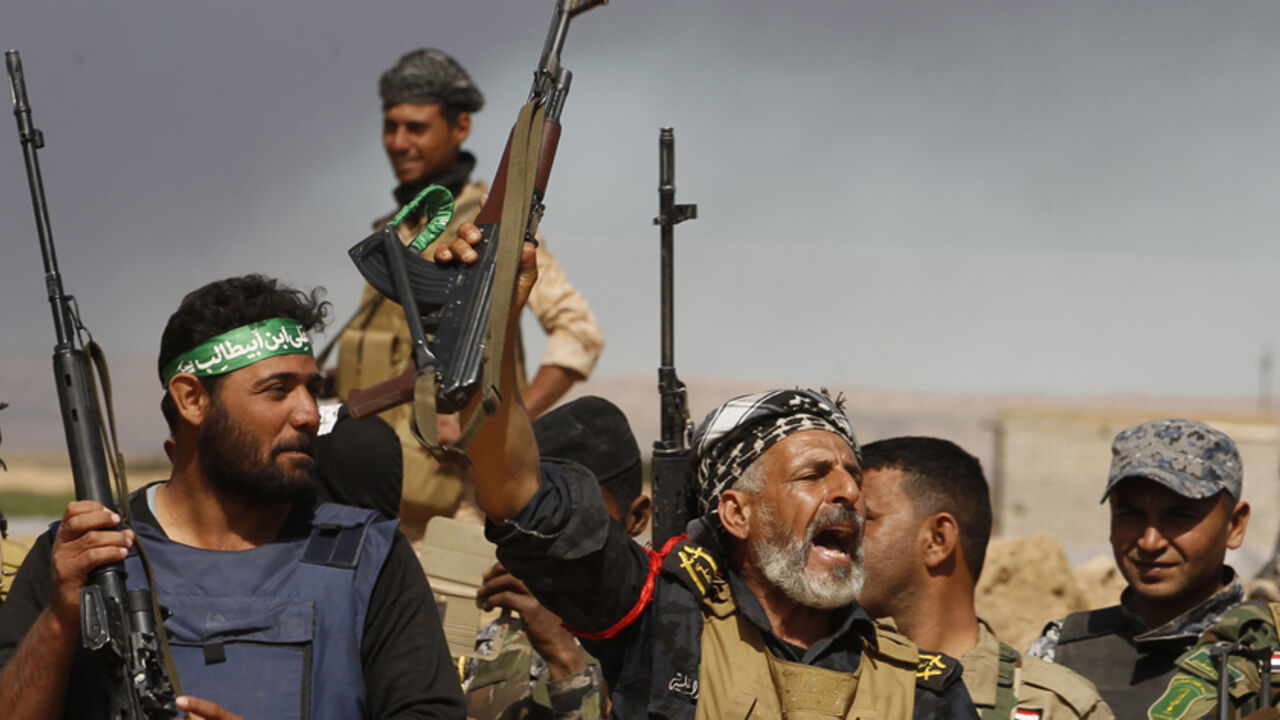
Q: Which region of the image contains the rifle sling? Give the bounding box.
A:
[410,99,546,461]
[86,340,184,696]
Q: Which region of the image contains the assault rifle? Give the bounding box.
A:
[7,50,179,719]
[346,0,607,460]
[650,128,697,545]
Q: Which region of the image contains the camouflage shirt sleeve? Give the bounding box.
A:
[526,241,604,379]
[1026,617,1066,662]
[547,663,605,720]
[1147,601,1280,720]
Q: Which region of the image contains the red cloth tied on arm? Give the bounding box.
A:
[565,533,688,641]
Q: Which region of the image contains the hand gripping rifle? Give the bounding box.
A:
[7,50,180,719]
[650,128,697,545]
[345,0,607,461]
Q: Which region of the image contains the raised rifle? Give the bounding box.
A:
[650,128,697,545]
[345,0,607,460]
[7,49,179,719]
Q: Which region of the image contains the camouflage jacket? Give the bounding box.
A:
[1147,599,1280,720]
[462,615,604,720]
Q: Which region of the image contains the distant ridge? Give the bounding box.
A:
[2,350,1267,473]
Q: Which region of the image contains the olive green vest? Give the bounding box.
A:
[694,585,917,720]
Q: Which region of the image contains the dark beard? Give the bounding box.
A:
[197,399,317,507]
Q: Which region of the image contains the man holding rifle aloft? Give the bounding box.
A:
[0,275,465,720]
[333,48,604,540]
[441,218,978,718]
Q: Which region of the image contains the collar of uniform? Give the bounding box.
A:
[958,618,1002,708]
[392,150,476,208]
[1124,566,1243,646]
[725,569,878,666]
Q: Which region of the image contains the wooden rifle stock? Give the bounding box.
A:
[347,365,416,420]
[345,0,602,435]
[473,120,563,226]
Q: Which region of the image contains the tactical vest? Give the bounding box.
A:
[653,539,917,720]
[1055,606,1182,720]
[694,590,917,719]
[67,502,396,720]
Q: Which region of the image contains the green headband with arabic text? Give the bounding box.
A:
[160,318,313,387]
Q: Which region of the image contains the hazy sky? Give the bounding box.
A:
[5,0,1280,400]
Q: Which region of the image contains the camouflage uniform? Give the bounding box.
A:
[1146,600,1280,719]
[461,615,604,720]
[1028,418,1248,719]
[336,177,604,533]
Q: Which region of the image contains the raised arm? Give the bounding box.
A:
[436,223,543,521]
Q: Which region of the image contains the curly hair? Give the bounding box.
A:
[158,274,330,433]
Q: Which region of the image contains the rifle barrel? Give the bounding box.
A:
[6,50,73,348]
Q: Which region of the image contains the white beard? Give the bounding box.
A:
[750,502,865,610]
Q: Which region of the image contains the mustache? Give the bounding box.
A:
[271,434,314,459]
[805,504,863,543]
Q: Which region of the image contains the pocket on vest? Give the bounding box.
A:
[163,594,316,720]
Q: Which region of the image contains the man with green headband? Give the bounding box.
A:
[0,274,464,720]
[333,47,604,540]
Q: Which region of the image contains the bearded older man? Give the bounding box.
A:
[466,363,979,718]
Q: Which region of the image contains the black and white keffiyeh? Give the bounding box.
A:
[691,388,858,527]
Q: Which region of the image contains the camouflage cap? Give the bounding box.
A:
[1102,418,1242,502]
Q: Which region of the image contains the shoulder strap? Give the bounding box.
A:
[870,622,919,668]
[982,641,1021,720]
[301,503,383,569]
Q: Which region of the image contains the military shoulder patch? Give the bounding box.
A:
[660,539,722,601]
[1148,675,1213,720]
[915,651,961,692]
[1013,709,1042,720]
[1178,647,1245,685]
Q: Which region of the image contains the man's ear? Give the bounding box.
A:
[450,111,472,147]
[626,495,652,539]
[719,490,753,542]
[921,512,960,571]
[1226,500,1250,550]
[168,374,211,429]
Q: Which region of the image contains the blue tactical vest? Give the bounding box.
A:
[64,501,396,720]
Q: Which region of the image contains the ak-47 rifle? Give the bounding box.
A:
[346,0,607,460]
[650,128,697,546]
[7,50,179,719]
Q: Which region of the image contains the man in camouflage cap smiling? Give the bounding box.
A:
[1028,419,1251,719]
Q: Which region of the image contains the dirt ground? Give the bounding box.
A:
[977,533,1127,650]
[0,451,169,494]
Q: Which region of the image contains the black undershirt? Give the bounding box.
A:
[0,491,464,720]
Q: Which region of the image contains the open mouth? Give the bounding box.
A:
[810,525,856,563]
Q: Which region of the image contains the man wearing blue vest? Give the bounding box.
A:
[0,274,464,719]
